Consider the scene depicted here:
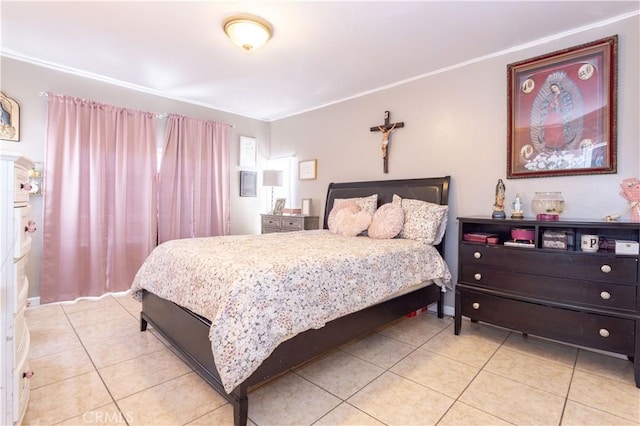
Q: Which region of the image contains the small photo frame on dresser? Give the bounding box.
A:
[301,198,311,215]
[273,198,286,215]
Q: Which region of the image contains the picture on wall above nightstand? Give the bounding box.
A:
[239,136,256,168]
[239,171,257,197]
[299,159,317,180]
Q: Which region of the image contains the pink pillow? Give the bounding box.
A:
[368,203,404,239]
[328,201,360,234]
[334,209,372,237]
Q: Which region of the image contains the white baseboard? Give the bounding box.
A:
[27,297,40,307]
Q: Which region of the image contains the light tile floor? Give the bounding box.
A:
[23,294,639,425]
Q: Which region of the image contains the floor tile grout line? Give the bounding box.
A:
[55,295,134,426]
[434,327,515,426]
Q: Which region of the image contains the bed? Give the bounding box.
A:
[132,176,451,426]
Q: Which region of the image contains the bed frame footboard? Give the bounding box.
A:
[140,285,442,426]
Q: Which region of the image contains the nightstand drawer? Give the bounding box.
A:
[262,216,282,228]
[460,243,638,284]
[459,289,635,355]
[460,265,637,311]
[281,217,304,230]
[261,214,319,234]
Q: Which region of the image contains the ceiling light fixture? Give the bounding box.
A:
[222,14,273,52]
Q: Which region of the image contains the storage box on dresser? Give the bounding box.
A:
[455,216,640,388]
[1,152,35,425]
[260,214,319,234]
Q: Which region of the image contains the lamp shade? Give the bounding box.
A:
[223,14,273,52]
[263,170,283,187]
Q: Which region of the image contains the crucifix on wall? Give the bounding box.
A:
[369,111,404,173]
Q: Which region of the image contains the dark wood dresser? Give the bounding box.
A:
[261,214,319,234]
[455,216,640,387]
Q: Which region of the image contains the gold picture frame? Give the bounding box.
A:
[507,35,617,179]
[0,91,20,142]
[298,159,317,180]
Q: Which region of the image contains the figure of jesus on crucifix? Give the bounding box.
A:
[379,123,397,160]
[370,111,404,173]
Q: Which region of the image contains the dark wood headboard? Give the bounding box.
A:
[322,176,451,254]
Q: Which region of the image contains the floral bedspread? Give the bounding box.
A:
[130,230,451,392]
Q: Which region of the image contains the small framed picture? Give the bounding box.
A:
[299,159,317,180]
[301,198,312,215]
[239,136,257,168]
[273,198,286,215]
[0,91,20,142]
[239,171,257,197]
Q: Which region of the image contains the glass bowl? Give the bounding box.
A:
[531,191,565,221]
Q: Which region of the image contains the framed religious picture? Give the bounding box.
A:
[507,35,617,179]
[0,92,20,142]
[239,171,257,197]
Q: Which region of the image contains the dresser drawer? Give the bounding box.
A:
[460,243,638,284]
[14,163,30,205]
[460,265,637,311]
[14,205,33,259]
[459,289,635,355]
[16,367,30,425]
[17,276,29,311]
[280,217,304,231]
[14,357,31,425]
[15,307,29,361]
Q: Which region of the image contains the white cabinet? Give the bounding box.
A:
[1,151,35,425]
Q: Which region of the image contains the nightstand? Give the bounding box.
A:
[261,214,319,234]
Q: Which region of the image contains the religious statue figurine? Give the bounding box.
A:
[492,179,506,219]
[511,193,524,219]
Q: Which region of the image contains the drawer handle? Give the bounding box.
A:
[474,273,482,281]
[600,291,611,300]
[20,182,32,191]
[473,252,482,259]
[472,302,480,310]
[23,370,34,379]
[25,220,37,233]
[599,328,610,338]
[600,264,612,274]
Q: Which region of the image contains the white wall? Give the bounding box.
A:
[0,58,270,299]
[270,16,639,310]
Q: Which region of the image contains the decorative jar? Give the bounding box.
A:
[531,191,565,221]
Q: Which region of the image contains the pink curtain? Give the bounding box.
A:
[41,94,157,303]
[158,114,230,243]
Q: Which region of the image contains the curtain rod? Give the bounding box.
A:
[38,92,236,128]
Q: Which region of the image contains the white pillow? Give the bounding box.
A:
[392,194,448,244]
[368,203,404,239]
[334,194,378,216]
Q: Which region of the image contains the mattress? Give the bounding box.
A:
[131,230,451,392]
